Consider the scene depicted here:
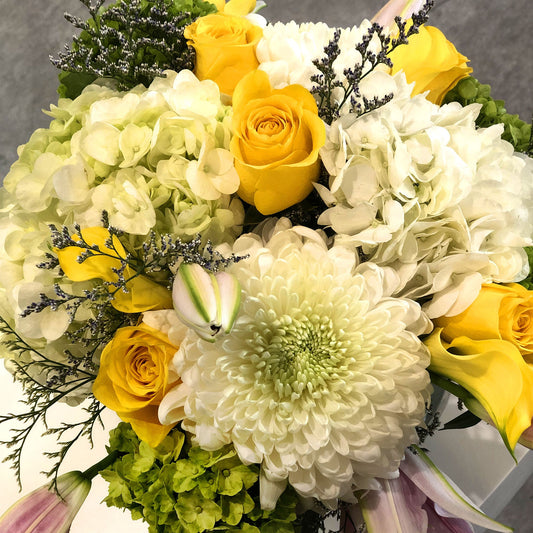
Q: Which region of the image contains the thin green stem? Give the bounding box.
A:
[82,450,120,481]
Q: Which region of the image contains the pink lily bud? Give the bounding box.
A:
[372,0,426,29]
[0,471,91,533]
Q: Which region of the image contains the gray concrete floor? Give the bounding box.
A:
[0,0,531,529]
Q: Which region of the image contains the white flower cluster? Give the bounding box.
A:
[0,70,244,348]
[3,70,243,242]
[319,73,533,318]
[164,219,432,505]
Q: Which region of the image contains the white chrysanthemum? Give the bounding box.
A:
[319,73,533,318]
[169,220,431,504]
[256,20,393,114]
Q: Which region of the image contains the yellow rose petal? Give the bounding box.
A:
[389,26,472,105]
[119,408,176,448]
[223,0,256,16]
[93,322,184,447]
[184,14,262,95]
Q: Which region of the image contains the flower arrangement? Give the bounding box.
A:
[1,0,532,532]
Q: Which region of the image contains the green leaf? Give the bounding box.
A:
[442,410,482,430]
[57,71,98,99]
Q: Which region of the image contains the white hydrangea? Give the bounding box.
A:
[164,219,432,505]
[318,73,533,318]
[4,69,243,241]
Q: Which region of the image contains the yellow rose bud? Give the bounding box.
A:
[55,227,173,314]
[436,283,533,364]
[389,26,472,105]
[93,323,181,447]
[230,70,326,215]
[184,13,263,95]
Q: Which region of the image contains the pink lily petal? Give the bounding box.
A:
[0,471,91,533]
[372,0,426,28]
[402,447,512,532]
[360,474,428,532]
[423,502,474,533]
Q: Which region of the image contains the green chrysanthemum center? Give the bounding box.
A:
[260,313,349,398]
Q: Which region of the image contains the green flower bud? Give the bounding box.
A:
[172,263,241,342]
[457,77,478,101]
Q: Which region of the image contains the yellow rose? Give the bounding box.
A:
[55,227,173,314]
[93,323,180,447]
[389,25,472,104]
[230,70,326,215]
[436,283,533,364]
[184,13,263,95]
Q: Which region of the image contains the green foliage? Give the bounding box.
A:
[53,0,217,99]
[443,76,532,154]
[101,423,299,533]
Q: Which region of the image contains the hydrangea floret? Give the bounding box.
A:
[100,422,299,533]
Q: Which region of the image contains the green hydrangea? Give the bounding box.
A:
[443,76,532,154]
[100,423,299,533]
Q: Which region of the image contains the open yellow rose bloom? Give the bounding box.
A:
[184,13,262,95]
[93,323,180,447]
[230,70,326,214]
[389,25,472,104]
